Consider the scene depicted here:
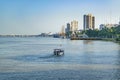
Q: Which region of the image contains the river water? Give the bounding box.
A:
[0,37,120,80]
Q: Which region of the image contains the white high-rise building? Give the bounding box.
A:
[71,20,78,32]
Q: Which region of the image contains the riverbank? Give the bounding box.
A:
[70,37,102,40]
[70,37,120,43]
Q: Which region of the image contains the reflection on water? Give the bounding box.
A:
[83,40,93,44]
[0,37,120,80]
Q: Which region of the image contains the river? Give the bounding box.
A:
[0,37,120,80]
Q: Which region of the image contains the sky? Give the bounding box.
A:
[0,0,120,35]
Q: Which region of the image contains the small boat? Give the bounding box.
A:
[54,49,64,56]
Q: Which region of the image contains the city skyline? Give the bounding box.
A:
[0,0,120,35]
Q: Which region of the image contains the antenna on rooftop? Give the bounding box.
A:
[119,17,120,24]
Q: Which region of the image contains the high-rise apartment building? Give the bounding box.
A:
[71,20,78,32]
[83,14,95,30]
[61,25,65,34]
[65,23,70,33]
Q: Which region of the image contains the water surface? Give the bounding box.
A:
[0,37,120,80]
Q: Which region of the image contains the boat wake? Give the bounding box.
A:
[11,53,63,62]
[39,54,55,59]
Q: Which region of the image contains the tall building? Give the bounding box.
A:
[71,20,78,32]
[60,25,65,36]
[83,14,95,30]
[65,23,70,33]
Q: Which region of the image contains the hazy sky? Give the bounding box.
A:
[0,0,120,35]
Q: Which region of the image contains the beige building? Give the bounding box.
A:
[60,25,65,36]
[71,20,78,32]
[83,14,95,30]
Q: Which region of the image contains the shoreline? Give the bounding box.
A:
[70,37,102,40]
[70,37,120,43]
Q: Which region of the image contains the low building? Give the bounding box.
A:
[99,24,119,30]
[78,33,88,38]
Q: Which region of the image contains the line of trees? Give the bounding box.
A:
[83,25,120,41]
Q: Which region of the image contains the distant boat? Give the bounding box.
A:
[53,49,64,56]
[53,34,60,38]
[60,36,66,39]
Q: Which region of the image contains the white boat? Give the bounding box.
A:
[54,49,64,56]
